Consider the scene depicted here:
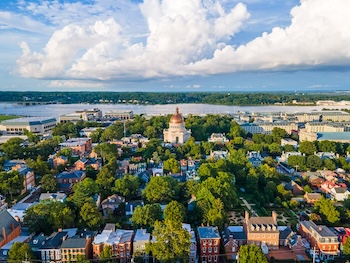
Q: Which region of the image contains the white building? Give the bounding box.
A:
[276,151,303,164]
[208,133,229,143]
[239,122,298,135]
[59,108,102,123]
[163,107,191,144]
[0,117,57,135]
[247,151,263,167]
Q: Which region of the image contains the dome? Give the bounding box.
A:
[169,107,184,124]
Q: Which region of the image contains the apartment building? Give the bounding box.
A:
[61,236,92,262]
[59,138,92,155]
[183,224,197,263]
[298,221,340,260]
[239,122,298,135]
[197,226,220,263]
[39,231,68,263]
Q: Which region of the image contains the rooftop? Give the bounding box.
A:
[0,117,56,125]
[197,226,220,239]
[61,238,87,249]
[134,229,150,242]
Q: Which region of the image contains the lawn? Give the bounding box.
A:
[0,115,20,122]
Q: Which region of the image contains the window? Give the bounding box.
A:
[214,255,217,262]
[203,247,206,253]
[209,240,212,245]
[214,247,218,253]
[214,240,218,245]
[208,256,212,262]
[208,248,212,253]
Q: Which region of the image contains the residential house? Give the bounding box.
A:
[59,138,92,156]
[315,152,338,160]
[3,159,26,172]
[52,156,68,169]
[209,150,229,160]
[56,170,86,185]
[284,181,304,196]
[39,231,68,263]
[7,202,37,222]
[0,235,31,262]
[329,187,350,201]
[208,133,229,143]
[92,224,133,262]
[101,195,126,216]
[197,226,221,263]
[0,195,7,212]
[280,138,298,148]
[17,167,35,192]
[243,211,279,250]
[29,233,48,258]
[74,158,100,171]
[304,193,322,205]
[133,229,150,262]
[247,151,263,167]
[0,210,21,248]
[222,226,247,261]
[305,172,325,188]
[125,201,144,217]
[183,224,197,263]
[297,221,339,260]
[278,226,294,246]
[276,151,302,164]
[61,236,92,262]
[39,192,67,203]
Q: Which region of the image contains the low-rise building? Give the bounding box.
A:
[101,195,126,216]
[104,111,134,120]
[208,133,229,143]
[222,226,247,261]
[183,224,197,263]
[297,221,339,260]
[304,193,322,205]
[243,211,279,250]
[56,170,86,185]
[39,192,67,203]
[247,151,263,167]
[133,229,150,262]
[74,158,100,171]
[61,236,92,262]
[197,226,220,263]
[79,127,105,138]
[59,138,92,156]
[0,117,57,135]
[329,187,350,201]
[0,210,21,248]
[59,109,102,123]
[280,138,298,148]
[39,231,68,263]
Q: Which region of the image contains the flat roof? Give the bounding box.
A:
[317,132,350,141]
[0,117,56,125]
[197,226,220,239]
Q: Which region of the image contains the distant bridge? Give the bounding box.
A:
[11,101,61,106]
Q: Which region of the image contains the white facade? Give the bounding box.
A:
[0,117,56,135]
[163,107,191,144]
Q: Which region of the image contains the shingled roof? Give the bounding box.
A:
[0,210,20,244]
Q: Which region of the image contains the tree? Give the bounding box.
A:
[131,203,162,229]
[146,219,191,263]
[284,144,296,152]
[314,197,340,224]
[99,245,113,260]
[8,242,34,263]
[0,137,24,159]
[303,185,312,193]
[306,155,323,171]
[164,200,186,223]
[343,237,350,256]
[143,176,179,203]
[52,122,77,138]
[317,140,336,153]
[90,128,104,143]
[323,158,336,170]
[114,174,141,200]
[0,171,24,199]
[299,141,317,155]
[40,174,57,192]
[96,164,116,196]
[163,158,180,174]
[80,201,104,230]
[238,244,268,263]
[70,178,99,208]
[100,123,124,142]
[287,155,306,171]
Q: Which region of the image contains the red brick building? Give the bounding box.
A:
[0,210,21,248]
[297,221,339,260]
[197,226,221,263]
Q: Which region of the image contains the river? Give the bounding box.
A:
[1,102,350,118]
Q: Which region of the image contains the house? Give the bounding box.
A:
[17,167,35,192]
[7,202,37,222]
[284,181,304,196]
[329,187,350,201]
[0,195,8,212]
[304,193,322,205]
[29,233,48,258]
[243,211,279,250]
[183,223,197,263]
[280,138,298,148]
[278,226,294,246]
[133,229,150,262]
[222,226,247,261]
[0,210,21,248]
[52,156,68,169]
[3,159,26,172]
[0,235,31,261]
[305,172,325,188]
[247,151,263,167]
[297,221,339,260]
[101,195,126,216]
[315,152,338,160]
[39,192,67,203]
[56,170,86,185]
[208,133,229,143]
[197,226,221,263]
[61,236,92,262]
[125,201,144,216]
[74,158,100,171]
[276,151,302,164]
[38,231,69,263]
[92,224,133,262]
[59,138,92,156]
[209,150,229,160]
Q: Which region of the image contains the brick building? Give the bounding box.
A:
[197,226,220,263]
[0,210,21,248]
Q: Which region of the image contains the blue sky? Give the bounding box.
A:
[0,0,349,92]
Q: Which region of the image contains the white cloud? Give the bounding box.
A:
[16,0,350,85]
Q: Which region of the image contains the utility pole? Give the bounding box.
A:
[312,247,316,263]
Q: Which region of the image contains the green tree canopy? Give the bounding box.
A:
[299,141,317,155]
[306,155,323,171]
[163,158,180,174]
[0,137,24,159]
[0,170,24,199]
[131,203,162,229]
[79,201,104,230]
[70,178,99,208]
[315,197,340,224]
[238,244,268,263]
[143,176,179,203]
[40,174,57,192]
[8,242,34,263]
[114,174,141,200]
[164,200,186,223]
[146,219,191,263]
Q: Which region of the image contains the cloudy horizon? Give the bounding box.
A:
[1,0,350,92]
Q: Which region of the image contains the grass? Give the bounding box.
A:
[0,115,20,122]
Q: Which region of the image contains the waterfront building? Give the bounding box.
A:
[104,110,134,120]
[0,117,56,135]
[59,108,102,123]
[163,107,191,144]
[239,121,298,135]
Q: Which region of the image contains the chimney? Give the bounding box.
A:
[272,211,277,223]
[58,228,63,232]
[245,211,249,222]
[2,227,6,241]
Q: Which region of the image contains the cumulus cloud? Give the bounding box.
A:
[16,0,350,84]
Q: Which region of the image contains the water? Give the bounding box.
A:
[0,102,350,118]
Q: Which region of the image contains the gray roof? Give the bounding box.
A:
[279,227,293,240]
[134,229,150,242]
[317,132,350,141]
[0,210,20,244]
[333,187,348,194]
[197,226,220,239]
[300,221,337,238]
[1,117,56,125]
[61,238,87,249]
[39,231,68,249]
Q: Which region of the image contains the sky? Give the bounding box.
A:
[0,0,350,92]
